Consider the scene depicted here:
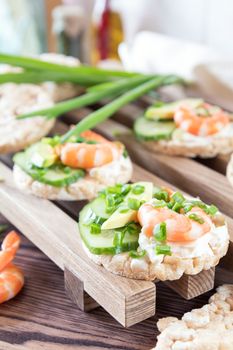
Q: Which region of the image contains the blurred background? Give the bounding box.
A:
[0,0,232,79]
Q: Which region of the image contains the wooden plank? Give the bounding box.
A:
[165,267,215,300]
[0,144,216,303]
[64,267,99,312]
[0,161,156,327]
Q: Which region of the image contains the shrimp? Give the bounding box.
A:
[138,203,212,242]
[174,104,229,136]
[57,130,124,169]
[0,231,24,304]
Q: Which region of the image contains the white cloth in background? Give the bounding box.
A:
[119,31,222,79]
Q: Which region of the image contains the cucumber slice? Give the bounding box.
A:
[134,117,176,141]
[79,203,139,255]
[89,197,111,220]
[145,98,204,120]
[13,152,85,187]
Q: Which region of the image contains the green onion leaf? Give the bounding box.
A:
[90,223,101,234]
[155,244,172,256]
[132,184,145,195]
[153,222,167,242]
[188,213,205,224]
[129,250,146,258]
[60,76,174,142]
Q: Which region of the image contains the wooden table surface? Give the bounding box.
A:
[0,218,232,350]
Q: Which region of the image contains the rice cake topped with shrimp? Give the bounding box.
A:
[134,98,233,158]
[13,130,133,201]
[78,182,229,281]
[0,53,82,154]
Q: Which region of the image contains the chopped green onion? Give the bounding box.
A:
[123,148,129,158]
[153,222,167,242]
[206,205,218,216]
[0,224,8,234]
[152,199,167,208]
[126,222,140,235]
[128,198,141,210]
[183,203,193,213]
[171,191,185,204]
[188,213,204,224]
[94,216,106,225]
[129,250,146,258]
[132,185,145,195]
[155,244,172,256]
[120,184,131,196]
[119,207,130,213]
[113,230,125,248]
[172,202,182,213]
[153,187,170,202]
[90,223,101,234]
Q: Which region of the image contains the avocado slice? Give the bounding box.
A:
[101,181,153,230]
[26,142,57,168]
[145,98,204,120]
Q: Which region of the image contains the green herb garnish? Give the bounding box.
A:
[153,222,167,242]
[155,244,172,256]
[129,250,146,258]
[128,198,141,210]
[152,199,167,208]
[132,185,145,195]
[188,213,205,224]
[171,191,185,204]
[153,188,170,202]
[90,223,101,234]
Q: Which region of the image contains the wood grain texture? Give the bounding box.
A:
[64,267,99,312]
[165,267,215,300]
[0,161,156,327]
[0,224,231,350]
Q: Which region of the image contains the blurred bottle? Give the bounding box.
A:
[52,5,86,61]
[91,0,124,65]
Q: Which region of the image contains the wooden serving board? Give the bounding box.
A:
[1,88,233,331]
[0,119,221,327]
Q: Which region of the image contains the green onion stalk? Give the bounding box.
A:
[61,75,182,142]
[0,71,116,86]
[0,53,138,79]
[17,75,153,120]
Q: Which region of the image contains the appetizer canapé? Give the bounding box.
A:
[134,98,233,158]
[79,182,229,281]
[0,53,80,154]
[154,284,233,349]
[13,131,132,200]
